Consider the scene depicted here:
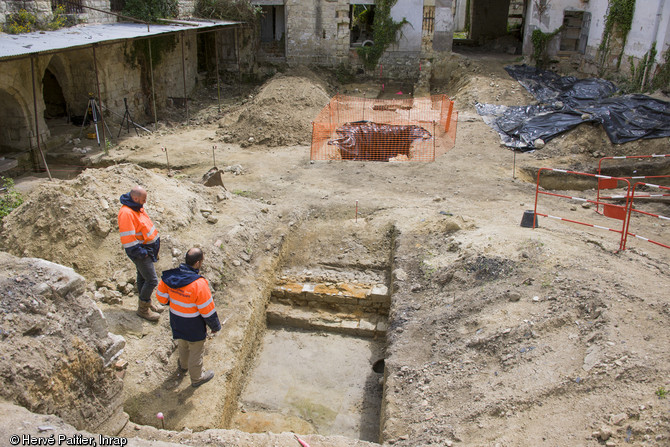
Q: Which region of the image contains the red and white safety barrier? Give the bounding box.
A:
[622,182,670,250]
[596,154,670,212]
[533,168,631,250]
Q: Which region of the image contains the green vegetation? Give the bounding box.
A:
[3,6,70,34]
[531,27,562,69]
[232,189,254,198]
[356,0,408,71]
[651,49,670,93]
[598,0,636,72]
[625,43,656,92]
[335,63,355,84]
[3,9,39,34]
[122,0,178,23]
[45,5,67,31]
[194,0,262,23]
[0,177,23,220]
[657,386,667,399]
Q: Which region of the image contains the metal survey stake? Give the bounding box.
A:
[212,145,217,168]
[355,200,359,223]
[162,147,170,173]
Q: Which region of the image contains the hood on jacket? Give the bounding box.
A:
[162,264,201,289]
[120,192,143,212]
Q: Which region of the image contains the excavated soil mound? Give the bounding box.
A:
[0,253,125,433]
[217,71,331,147]
[0,164,228,282]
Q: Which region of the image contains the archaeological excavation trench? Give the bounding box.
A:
[124,214,396,443]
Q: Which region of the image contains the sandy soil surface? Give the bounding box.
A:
[3,52,670,447]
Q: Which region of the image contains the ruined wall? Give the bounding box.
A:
[0,252,127,434]
[285,0,350,66]
[282,0,438,79]
[377,0,424,79]
[0,29,200,160]
[522,0,670,81]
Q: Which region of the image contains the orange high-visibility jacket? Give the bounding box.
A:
[118,204,159,259]
[156,267,221,341]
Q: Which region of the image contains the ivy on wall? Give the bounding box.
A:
[356,0,408,71]
[651,48,670,93]
[531,27,562,69]
[598,0,636,72]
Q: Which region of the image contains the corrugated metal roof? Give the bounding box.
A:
[0,20,240,60]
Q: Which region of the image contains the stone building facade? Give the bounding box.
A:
[253,0,454,78]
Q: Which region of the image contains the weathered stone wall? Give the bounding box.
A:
[285,0,350,66]
[0,29,200,158]
[82,0,117,24]
[0,252,127,434]
[0,0,51,25]
[281,0,438,79]
[178,0,197,17]
[0,58,41,153]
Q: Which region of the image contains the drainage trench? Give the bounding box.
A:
[229,221,395,442]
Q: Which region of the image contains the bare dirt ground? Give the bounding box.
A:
[2,52,669,447]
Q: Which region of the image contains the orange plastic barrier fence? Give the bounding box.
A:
[310,94,457,162]
[533,168,632,251]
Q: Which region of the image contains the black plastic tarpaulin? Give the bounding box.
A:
[476,65,670,150]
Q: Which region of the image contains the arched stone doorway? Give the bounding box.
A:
[0,88,36,172]
[0,89,32,154]
[42,68,68,120]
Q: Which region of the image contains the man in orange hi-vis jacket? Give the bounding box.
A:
[118,185,163,322]
[156,247,221,388]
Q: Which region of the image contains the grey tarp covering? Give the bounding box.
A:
[476,65,670,150]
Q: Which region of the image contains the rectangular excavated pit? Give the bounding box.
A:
[231,271,390,442]
[233,326,384,441]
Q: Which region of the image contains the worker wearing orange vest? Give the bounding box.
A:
[118,185,163,322]
[156,247,221,388]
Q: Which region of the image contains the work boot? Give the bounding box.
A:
[191,370,214,388]
[150,299,166,313]
[136,300,160,322]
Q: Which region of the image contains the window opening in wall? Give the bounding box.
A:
[259,5,285,58]
[560,10,589,54]
[51,0,82,14]
[423,5,435,36]
[422,5,435,52]
[350,4,375,48]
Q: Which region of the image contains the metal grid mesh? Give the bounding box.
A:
[310,94,457,162]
